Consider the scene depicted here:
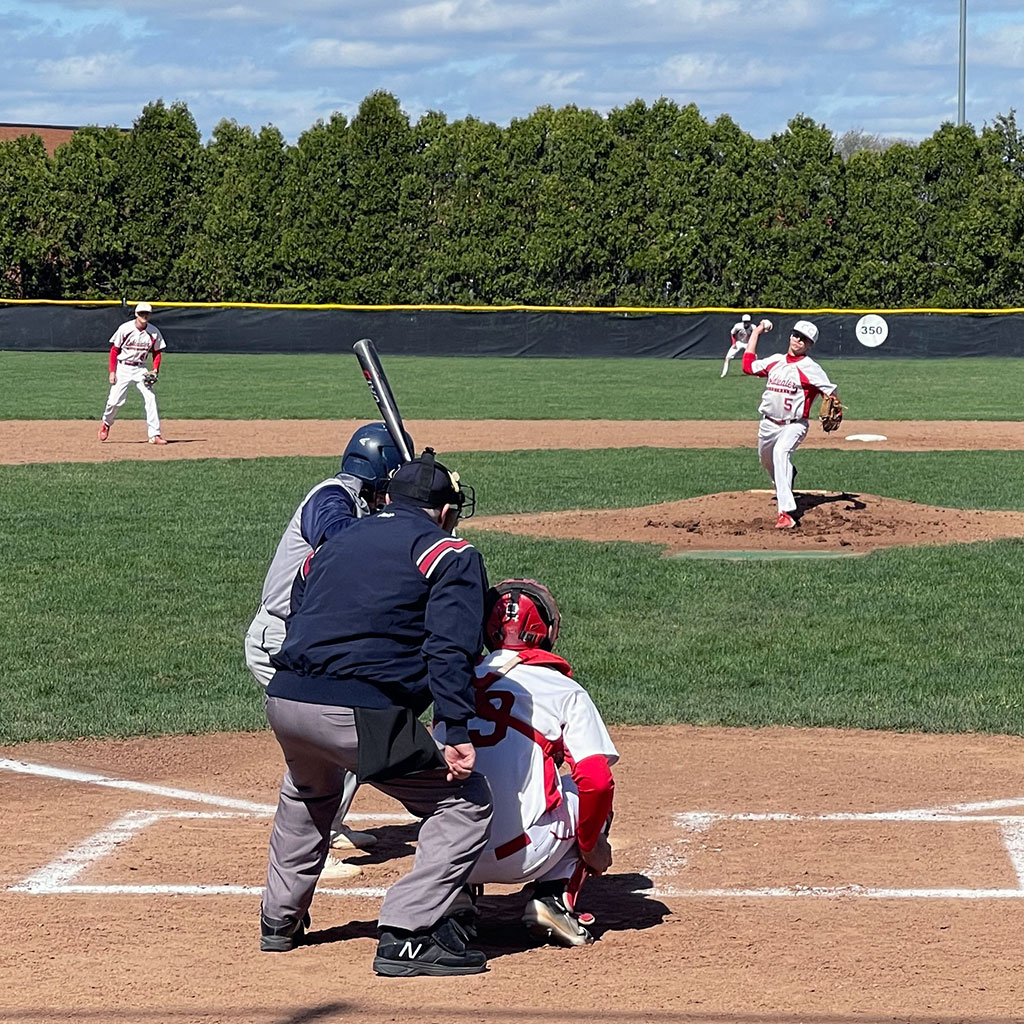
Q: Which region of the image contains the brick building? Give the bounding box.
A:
[0,121,128,156]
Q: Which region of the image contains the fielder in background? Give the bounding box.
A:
[721,313,755,377]
[434,579,617,949]
[244,422,409,879]
[260,450,493,978]
[97,301,167,445]
[742,318,840,530]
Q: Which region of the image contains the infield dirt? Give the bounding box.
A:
[4,418,1024,1022]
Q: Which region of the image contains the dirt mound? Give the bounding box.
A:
[468,490,1024,554]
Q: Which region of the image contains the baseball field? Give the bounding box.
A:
[3,350,1024,1023]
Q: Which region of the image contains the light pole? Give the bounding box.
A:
[958,0,966,126]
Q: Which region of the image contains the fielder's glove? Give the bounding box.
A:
[142,371,158,390]
[819,392,842,432]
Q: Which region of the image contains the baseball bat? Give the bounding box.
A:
[352,338,414,463]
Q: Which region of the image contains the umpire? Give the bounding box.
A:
[260,449,493,977]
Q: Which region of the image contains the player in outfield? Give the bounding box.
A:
[97,301,167,445]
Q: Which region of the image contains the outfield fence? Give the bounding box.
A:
[2,300,1024,358]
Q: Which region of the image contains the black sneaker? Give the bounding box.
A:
[373,918,488,977]
[260,909,310,952]
[522,880,594,948]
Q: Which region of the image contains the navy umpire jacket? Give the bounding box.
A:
[268,501,487,745]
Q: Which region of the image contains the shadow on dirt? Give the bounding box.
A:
[793,491,866,519]
[305,870,670,959]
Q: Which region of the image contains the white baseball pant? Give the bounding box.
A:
[468,783,581,887]
[757,417,808,514]
[102,365,161,439]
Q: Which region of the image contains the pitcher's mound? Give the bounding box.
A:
[468,491,1024,554]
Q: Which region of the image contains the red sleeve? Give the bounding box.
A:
[570,753,614,853]
[152,351,162,372]
[108,345,118,373]
[742,351,756,374]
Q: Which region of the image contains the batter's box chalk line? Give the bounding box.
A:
[639,799,1024,900]
[1,758,411,899]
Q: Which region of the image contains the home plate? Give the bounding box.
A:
[845,433,888,442]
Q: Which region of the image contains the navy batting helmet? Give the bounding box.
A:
[484,579,561,652]
[340,423,411,503]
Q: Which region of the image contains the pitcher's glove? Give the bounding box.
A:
[142,371,158,390]
[819,392,842,432]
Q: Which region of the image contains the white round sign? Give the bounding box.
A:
[855,313,888,348]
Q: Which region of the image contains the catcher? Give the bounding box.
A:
[433,579,617,949]
[742,318,841,530]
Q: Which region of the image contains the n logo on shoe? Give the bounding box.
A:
[399,940,424,959]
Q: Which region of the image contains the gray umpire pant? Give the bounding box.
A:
[263,696,492,934]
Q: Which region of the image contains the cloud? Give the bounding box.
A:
[298,39,444,69]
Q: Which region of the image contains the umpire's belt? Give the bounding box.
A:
[763,416,806,426]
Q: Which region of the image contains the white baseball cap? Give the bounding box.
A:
[135,301,153,314]
[741,313,751,323]
[792,319,818,344]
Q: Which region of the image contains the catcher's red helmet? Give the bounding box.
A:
[484,579,561,652]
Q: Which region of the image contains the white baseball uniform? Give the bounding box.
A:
[743,350,837,514]
[434,648,618,887]
[101,319,166,439]
[721,320,754,376]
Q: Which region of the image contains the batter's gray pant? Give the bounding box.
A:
[244,612,359,831]
[263,697,492,934]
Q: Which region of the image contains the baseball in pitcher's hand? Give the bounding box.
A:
[444,742,476,781]
[581,833,613,875]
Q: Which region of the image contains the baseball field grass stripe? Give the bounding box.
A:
[3,451,1024,741]
[5,350,1024,421]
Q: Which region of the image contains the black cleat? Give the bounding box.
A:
[522,881,594,948]
[260,909,310,952]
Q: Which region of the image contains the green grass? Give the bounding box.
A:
[2,351,1023,421]
[3,449,1024,743]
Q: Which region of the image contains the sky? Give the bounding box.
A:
[3,0,1024,145]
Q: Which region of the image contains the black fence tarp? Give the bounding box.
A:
[1,304,1021,358]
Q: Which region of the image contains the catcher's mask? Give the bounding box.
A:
[484,579,561,653]
[340,423,412,506]
[387,447,475,518]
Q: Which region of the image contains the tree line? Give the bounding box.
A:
[3,93,1024,309]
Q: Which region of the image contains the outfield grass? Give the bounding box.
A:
[2,351,1023,421]
[3,449,1024,744]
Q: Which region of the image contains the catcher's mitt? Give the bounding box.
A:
[819,392,842,432]
[142,371,158,390]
